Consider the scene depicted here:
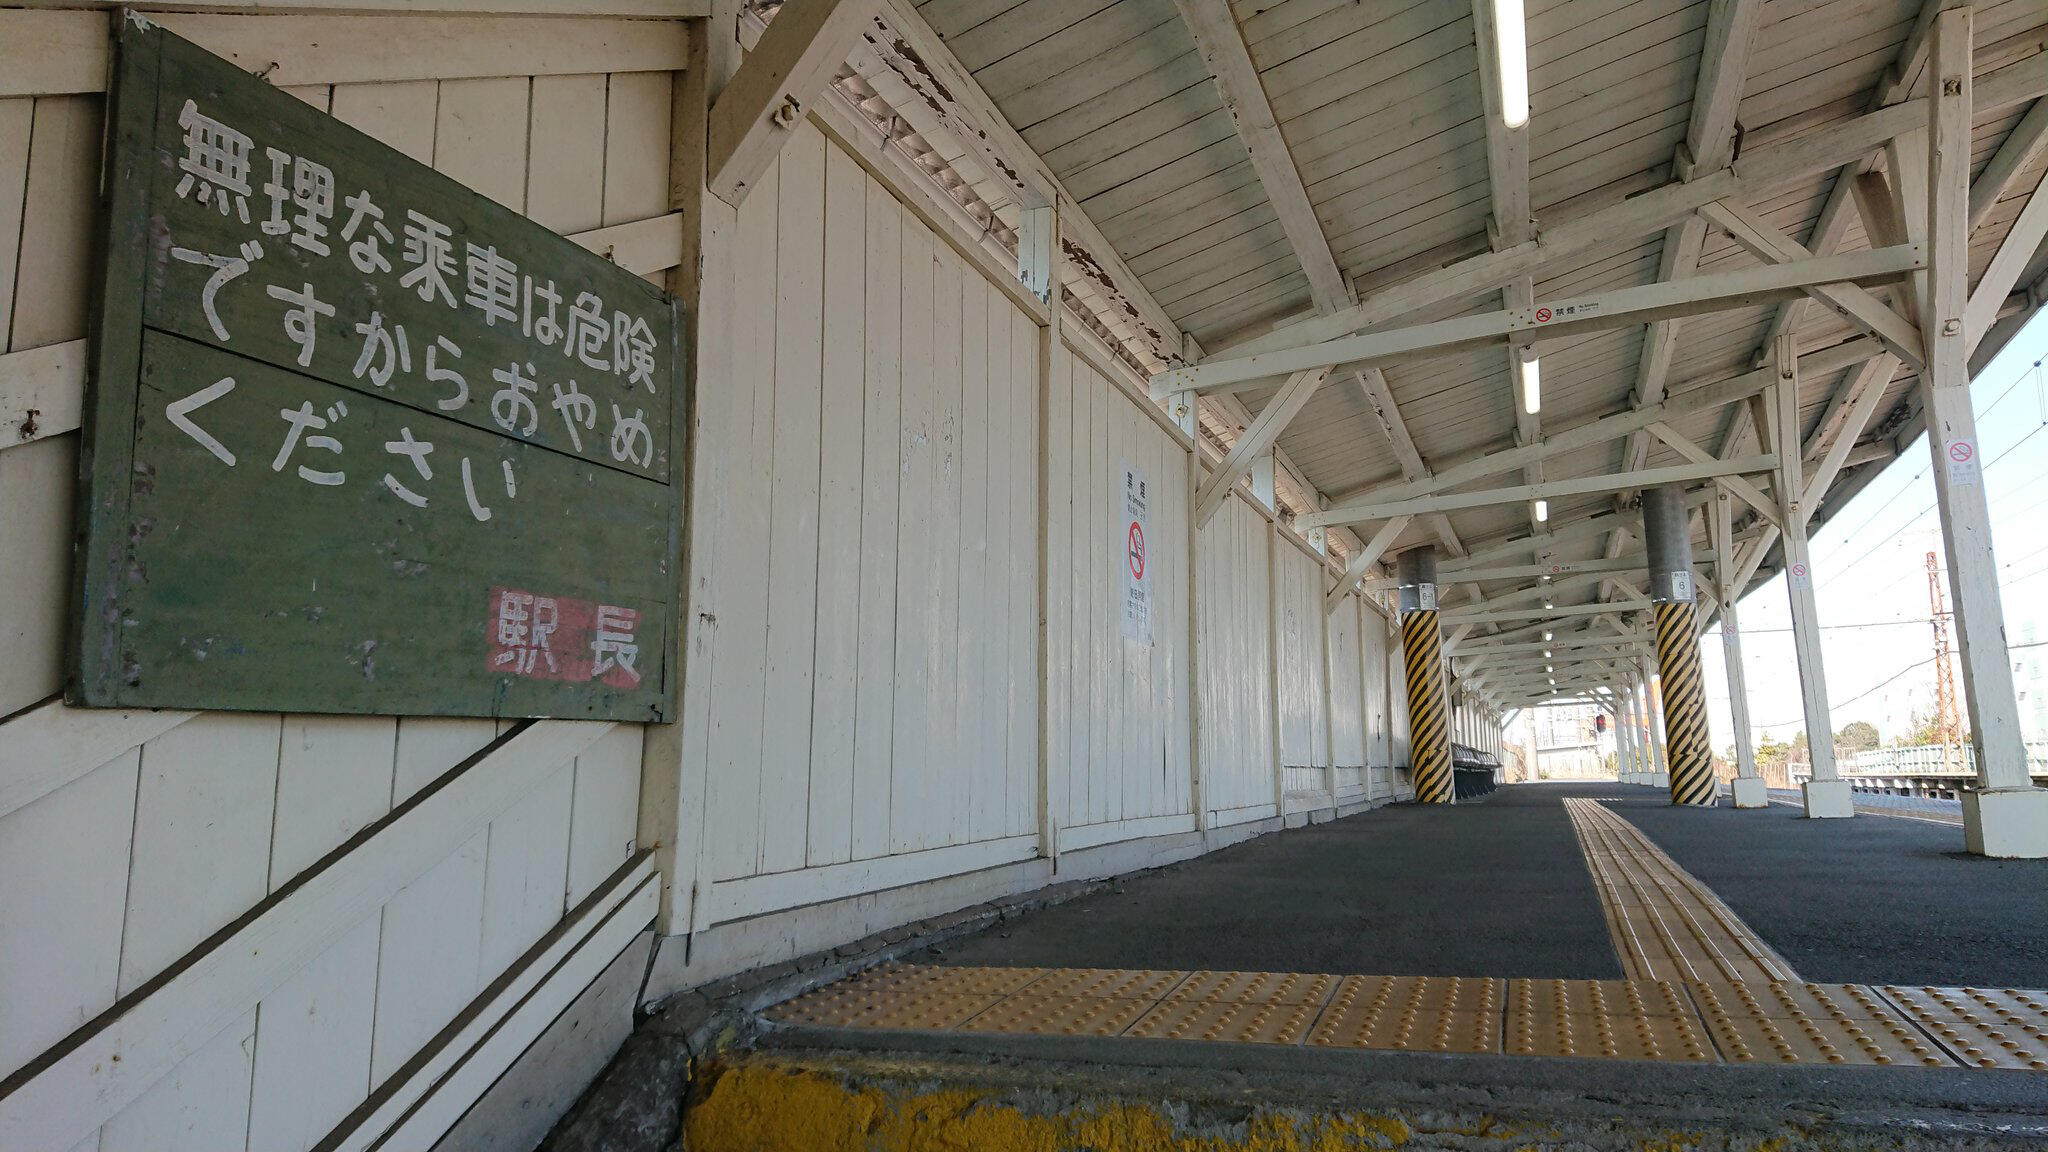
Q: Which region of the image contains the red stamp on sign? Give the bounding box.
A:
[1127,522,1145,580]
[488,586,641,688]
[1535,307,1553,322]
[1949,441,1974,463]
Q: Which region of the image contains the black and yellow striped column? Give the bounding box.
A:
[1397,548,1454,804]
[1641,485,1715,807]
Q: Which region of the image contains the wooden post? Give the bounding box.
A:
[1267,515,1286,817]
[1036,202,1065,864]
[1638,654,1670,783]
[1924,8,2048,854]
[1767,335,1848,814]
[642,5,743,940]
[1713,487,1766,806]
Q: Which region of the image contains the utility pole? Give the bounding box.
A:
[1927,551,1964,774]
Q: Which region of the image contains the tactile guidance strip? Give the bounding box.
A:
[768,965,2048,1069]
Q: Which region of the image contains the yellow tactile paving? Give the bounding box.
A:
[1506,1009,1715,1061]
[1168,970,1341,1006]
[1308,1005,1500,1053]
[1328,974,1506,1015]
[958,993,1156,1037]
[1687,982,1951,1067]
[1881,986,2048,1070]
[824,963,1049,998]
[1127,997,1324,1045]
[1563,798,1798,985]
[1306,976,1504,1052]
[1020,967,1189,1001]
[1508,978,1695,1019]
[767,963,2048,1071]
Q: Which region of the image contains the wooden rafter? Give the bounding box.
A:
[708,0,882,205]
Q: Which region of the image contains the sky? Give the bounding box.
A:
[1696,310,2048,754]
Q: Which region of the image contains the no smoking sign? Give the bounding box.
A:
[1947,439,1980,486]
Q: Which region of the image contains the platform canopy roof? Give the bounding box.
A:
[764,0,2048,708]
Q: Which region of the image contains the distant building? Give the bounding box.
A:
[2017,620,2048,745]
[1524,703,1611,780]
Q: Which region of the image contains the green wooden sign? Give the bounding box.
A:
[69,15,684,721]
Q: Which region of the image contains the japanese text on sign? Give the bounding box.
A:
[1119,460,1152,645]
[71,22,681,721]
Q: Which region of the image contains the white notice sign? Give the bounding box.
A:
[1946,440,1980,486]
[1119,460,1152,644]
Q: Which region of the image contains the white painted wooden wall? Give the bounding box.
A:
[685,121,1043,927]
[1193,494,1279,824]
[0,12,680,1151]
[1328,597,1366,798]
[1046,353,1194,852]
[1276,542,1330,803]
[0,8,1490,1146]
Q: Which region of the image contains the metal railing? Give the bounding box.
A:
[1804,742,2048,778]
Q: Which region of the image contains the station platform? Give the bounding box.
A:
[679,783,2048,1151]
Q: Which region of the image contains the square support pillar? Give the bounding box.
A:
[1731,776,1770,808]
[1924,8,2046,854]
[1962,790,2048,857]
[1803,778,1855,819]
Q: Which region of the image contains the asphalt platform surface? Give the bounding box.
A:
[934,783,1624,979]
[1614,784,2048,987]
[934,782,2048,988]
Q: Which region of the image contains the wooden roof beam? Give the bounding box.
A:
[1969,97,2048,230]
[1620,215,1708,473]
[1174,0,1457,571]
[1700,198,1926,366]
[1159,246,1921,392]
[1965,168,2048,350]
[708,0,882,206]
[1174,0,1349,311]
[1674,0,1763,180]
[1304,456,1777,530]
[1326,340,1850,512]
[1212,98,1934,360]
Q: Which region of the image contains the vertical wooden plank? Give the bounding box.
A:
[246,914,379,1152]
[849,177,899,863]
[270,717,398,891]
[98,1010,256,1152]
[567,724,641,905]
[1044,335,1072,840]
[1071,352,1093,832]
[0,750,135,1079]
[327,81,438,164]
[370,831,487,1082]
[705,152,777,882]
[434,76,530,212]
[889,206,933,855]
[1088,357,1111,827]
[1113,401,1137,822]
[0,98,34,347]
[0,437,75,717]
[391,717,499,806]
[1010,307,1038,838]
[758,122,825,875]
[956,270,990,843]
[9,95,100,351]
[982,286,1016,844]
[602,71,672,226]
[927,245,962,849]
[477,762,574,976]
[525,73,607,235]
[807,139,865,868]
[118,714,282,997]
